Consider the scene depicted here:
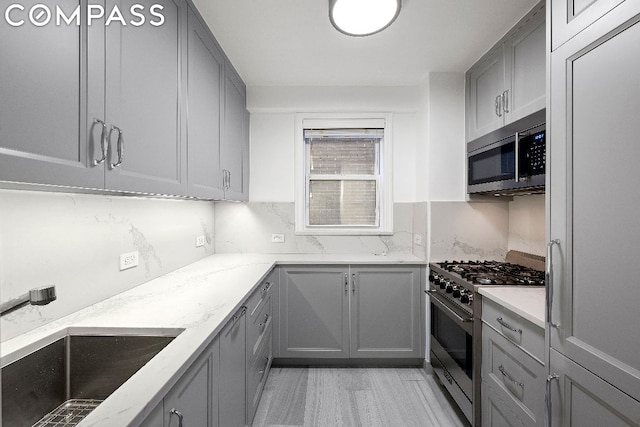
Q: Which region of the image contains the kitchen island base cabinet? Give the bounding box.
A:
[139,338,220,427]
[278,265,423,361]
[219,306,247,427]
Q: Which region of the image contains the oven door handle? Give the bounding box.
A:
[427,290,474,333]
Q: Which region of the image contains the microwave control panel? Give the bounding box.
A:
[520,131,545,176]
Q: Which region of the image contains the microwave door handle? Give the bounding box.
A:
[514,131,520,183]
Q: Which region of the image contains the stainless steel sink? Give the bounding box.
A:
[2,329,181,427]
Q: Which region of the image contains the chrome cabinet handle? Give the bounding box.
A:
[262,281,272,296]
[502,89,510,113]
[352,273,356,294]
[546,240,561,328]
[259,313,270,330]
[230,305,247,327]
[258,355,270,375]
[109,125,124,169]
[545,374,560,427]
[514,131,520,182]
[93,118,108,166]
[495,95,503,117]
[499,365,524,388]
[169,408,183,427]
[496,317,522,334]
[344,273,348,295]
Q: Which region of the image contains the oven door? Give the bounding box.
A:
[429,292,473,421]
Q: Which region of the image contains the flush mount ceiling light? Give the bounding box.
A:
[329,0,401,37]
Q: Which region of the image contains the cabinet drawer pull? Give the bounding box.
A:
[496,317,522,334]
[259,313,270,330]
[92,118,107,166]
[230,305,247,327]
[258,355,270,376]
[262,281,272,294]
[169,408,184,427]
[499,365,524,388]
[109,125,124,169]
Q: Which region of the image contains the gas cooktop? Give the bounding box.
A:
[435,260,545,286]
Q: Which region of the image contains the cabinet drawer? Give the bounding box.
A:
[482,324,545,425]
[482,379,529,427]
[482,297,544,362]
[247,329,272,424]
[247,293,272,368]
[247,276,275,318]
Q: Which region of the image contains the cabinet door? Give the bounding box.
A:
[186,7,224,199]
[349,266,421,358]
[103,0,187,196]
[467,47,505,142]
[139,401,164,427]
[548,350,640,426]
[548,3,640,402]
[164,339,218,427]
[279,266,349,358]
[551,0,626,50]
[219,307,246,427]
[504,3,546,124]
[221,64,248,201]
[0,0,104,189]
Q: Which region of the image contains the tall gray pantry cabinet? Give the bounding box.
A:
[547,0,640,424]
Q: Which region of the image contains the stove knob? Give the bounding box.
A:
[460,292,470,304]
[452,286,461,298]
[467,294,474,304]
[445,283,454,293]
[439,280,447,290]
[428,273,436,282]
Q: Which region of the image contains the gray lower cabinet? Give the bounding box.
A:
[466,1,545,142]
[350,266,421,358]
[140,337,220,427]
[547,0,640,422]
[219,305,247,427]
[278,265,350,358]
[278,265,422,360]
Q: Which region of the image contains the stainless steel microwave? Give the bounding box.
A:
[467,122,545,196]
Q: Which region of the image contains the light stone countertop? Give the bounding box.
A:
[478,286,546,329]
[1,253,424,427]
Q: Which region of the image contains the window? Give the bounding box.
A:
[295,115,393,234]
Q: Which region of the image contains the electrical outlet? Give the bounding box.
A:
[414,234,423,246]
[119,251,139,271]
[271,234,285,243]
[196,235,206,247]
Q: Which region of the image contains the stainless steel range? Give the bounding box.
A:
[427,253,544,426]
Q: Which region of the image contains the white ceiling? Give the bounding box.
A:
[192,0,540,87]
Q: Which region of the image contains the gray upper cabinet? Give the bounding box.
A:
[0,0,103,189]
[1,0,249,201]
[551,0,627,50]
[221,64,249,201]
[547,0,640,420]
[466,1,545,142]
[186,6,224,199]
[102,0,187,196]
[278,265,350,358]
[350,266,421,359]
[467,47,506,142]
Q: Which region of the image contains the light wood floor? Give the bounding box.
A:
[252,367,471,427]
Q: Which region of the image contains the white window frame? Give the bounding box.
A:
[294,113,393,235]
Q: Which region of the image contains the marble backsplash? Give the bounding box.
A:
[429,201,510,262]
[0,189,216,342]
[214,202,418,256]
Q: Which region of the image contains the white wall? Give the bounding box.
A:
[248,86,421,203]
[0,190,215,341]
[427,73,466,202]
